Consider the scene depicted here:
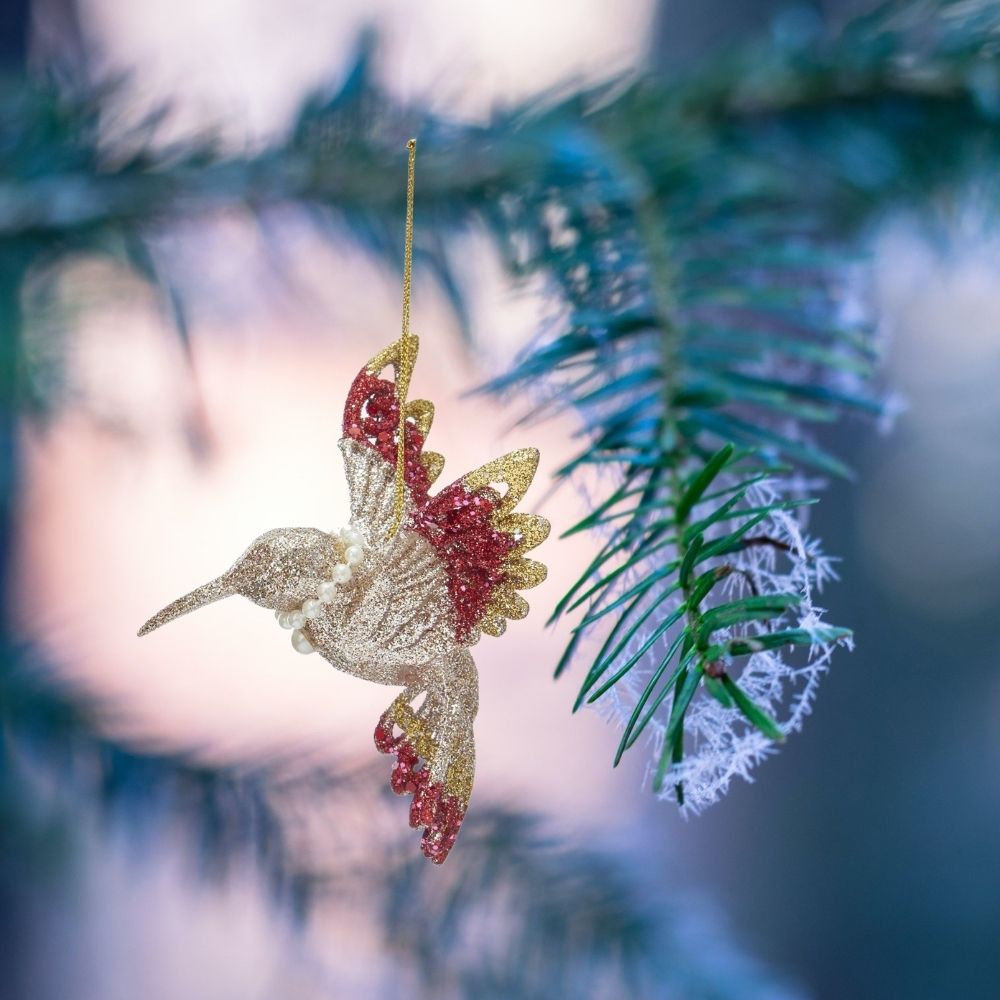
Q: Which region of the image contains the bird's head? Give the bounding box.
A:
[138,526,346,637]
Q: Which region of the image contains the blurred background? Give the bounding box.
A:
[2,0,999,998]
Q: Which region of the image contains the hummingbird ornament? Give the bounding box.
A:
[138,141,549,864]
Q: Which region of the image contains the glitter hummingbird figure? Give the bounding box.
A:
[138,142,549,863]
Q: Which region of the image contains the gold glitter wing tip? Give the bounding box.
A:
[364,335,420,385]
[462,447,540,516]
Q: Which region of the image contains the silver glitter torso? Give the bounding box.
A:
[304,441,460,688]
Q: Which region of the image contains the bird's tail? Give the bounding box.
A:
[374,649,478,864]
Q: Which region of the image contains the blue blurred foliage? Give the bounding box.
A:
[2,1,1000,997]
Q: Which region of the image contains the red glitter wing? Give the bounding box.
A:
[343,341,549,643]
[342,361,436,505]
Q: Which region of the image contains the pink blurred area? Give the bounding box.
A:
[80,0,655,138]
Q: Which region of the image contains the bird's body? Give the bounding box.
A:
[139,339,548,863]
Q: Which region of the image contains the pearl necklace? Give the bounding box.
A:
[274,524,367,654]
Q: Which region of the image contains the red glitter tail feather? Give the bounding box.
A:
[374,712,467,865]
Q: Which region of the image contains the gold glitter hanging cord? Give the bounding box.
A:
[386,139,419,540]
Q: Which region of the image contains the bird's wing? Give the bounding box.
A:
[341,337,444,518]
[374,648,478,865]
[340,339,549,645]
[315,449,459,668]
[415,450,549,644]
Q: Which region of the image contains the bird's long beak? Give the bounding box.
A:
[137,574,234,637]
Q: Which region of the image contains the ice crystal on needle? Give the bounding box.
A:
[657,481,847,812]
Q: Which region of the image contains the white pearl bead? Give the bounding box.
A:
[274,610,283,621]
[318,580,337,603]
[277,612,294,629]
[291,628,313,654]
[333,563,352,584]
[345,545,364,566]
[302,598,322,619]
[342,526,365,548]
[288,610,306,629]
